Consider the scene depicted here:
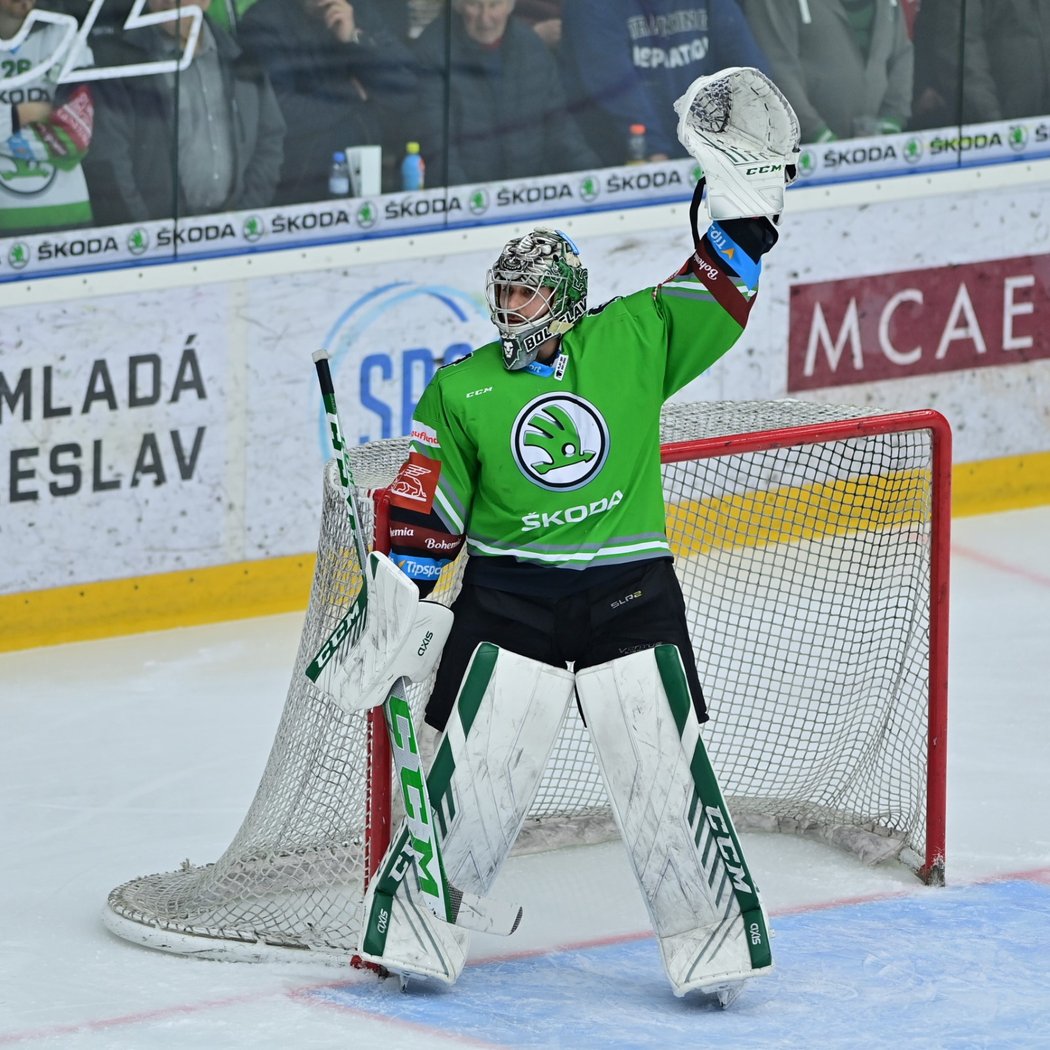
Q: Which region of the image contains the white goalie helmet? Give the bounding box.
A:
[485,228,588,371]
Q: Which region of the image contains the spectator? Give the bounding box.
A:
[741,0,913,143]
[911,0,1050,129]
[83,0,284,224]
[0,0,95,234]
[405,0,443,40]
[560,0,769,167]
[401,0,560,46]
[515,0,561,48]
[413,0,600,187]
[238,0,417,203]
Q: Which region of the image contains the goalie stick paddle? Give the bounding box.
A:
[308,350,522,939]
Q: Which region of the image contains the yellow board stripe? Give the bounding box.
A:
[952,449,1050,517]
[1,451,1049,655]
[666,469,929,557]
[0,555,314,654]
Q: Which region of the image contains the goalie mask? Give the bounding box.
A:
[485,228,588,371]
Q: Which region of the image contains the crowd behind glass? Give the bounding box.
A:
[1,0,1048,237]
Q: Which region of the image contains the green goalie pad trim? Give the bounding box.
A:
[455,641,500,738]
[653,643,773,971]
[655,643,691,735]
[361,824,413,958]
[427,642,499,838]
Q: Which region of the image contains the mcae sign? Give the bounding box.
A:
[787,253,1050,391]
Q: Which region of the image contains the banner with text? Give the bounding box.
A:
[4,182,1050,597]
[788,253,1050,391]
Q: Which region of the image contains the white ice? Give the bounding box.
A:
[1,506,1048,1049]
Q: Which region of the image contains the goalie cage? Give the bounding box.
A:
[103,399,950,965]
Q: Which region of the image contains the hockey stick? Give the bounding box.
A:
[309,350,522,938]
[305,358,370,684]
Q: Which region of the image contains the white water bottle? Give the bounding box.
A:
[328,151,351,196]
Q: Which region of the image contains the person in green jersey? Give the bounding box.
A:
[386,203,780,733]
[358,66,798,1000]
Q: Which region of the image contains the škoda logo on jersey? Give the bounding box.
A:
[511,394,609,491]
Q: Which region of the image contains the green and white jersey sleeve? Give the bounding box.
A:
[407,269,749,573]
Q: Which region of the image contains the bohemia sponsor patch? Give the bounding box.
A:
[389,451,441,512]
[387,522,462,556]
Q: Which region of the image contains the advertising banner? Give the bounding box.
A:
[0,160,701,282]
[788,254,1050,391]
[1,288,231,592]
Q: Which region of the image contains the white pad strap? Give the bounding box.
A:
[327,551,453,712]
[674,66,800,220]
[359,644,575,982]
[576,645,773,997]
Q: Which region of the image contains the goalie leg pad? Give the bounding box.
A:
[359,824,471,985]
[430,643,576,895]
[359,644,575,981]
[575,645,772,998]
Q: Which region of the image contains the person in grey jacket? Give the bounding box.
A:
[83,0,285,224]
[741,0,913,142]
[412,0,599,187]
[912,0,1050,128]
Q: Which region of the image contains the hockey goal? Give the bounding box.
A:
[103,400,950,965]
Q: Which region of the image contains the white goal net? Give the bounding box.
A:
[104,400,950,965]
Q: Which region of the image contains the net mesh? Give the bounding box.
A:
[105,399,938,962]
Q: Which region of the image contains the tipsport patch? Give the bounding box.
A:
[706,221,762,292]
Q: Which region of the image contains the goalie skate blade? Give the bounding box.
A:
[702,981,745,1009]
[447,887,524,936]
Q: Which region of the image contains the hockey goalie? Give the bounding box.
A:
[330,67,800,1005]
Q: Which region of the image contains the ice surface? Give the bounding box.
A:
[1,507,1048,1049]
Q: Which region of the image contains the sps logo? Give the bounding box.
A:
[317,281,491,455]
[511,394,610,491]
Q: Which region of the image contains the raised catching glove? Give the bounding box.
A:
[674,66,800,221]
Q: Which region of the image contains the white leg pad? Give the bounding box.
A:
[576,645,773,999]
[359,644,575,982]
[433,644,576,895]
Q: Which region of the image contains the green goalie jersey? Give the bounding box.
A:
[387,266,752,590]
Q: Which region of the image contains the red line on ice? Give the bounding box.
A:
[952,542,1050,588]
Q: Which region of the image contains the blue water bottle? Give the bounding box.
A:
[401,141,425,191]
